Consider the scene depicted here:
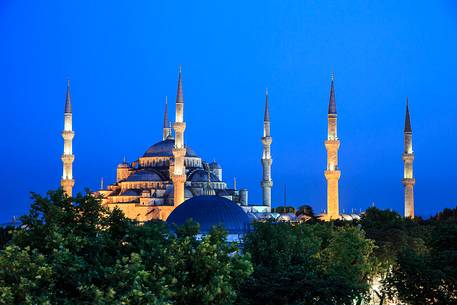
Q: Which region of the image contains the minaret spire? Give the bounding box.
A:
[404,97,412,133]
[61,80,75,197]
[163,96,171,140]
[328,72,337,115]
[172,65,187,205]
[402,97,415,218]
[264,88,270,122]
[261,88,273,208]
[324,73,341,220]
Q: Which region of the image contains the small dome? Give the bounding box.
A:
[143,139,198,158]
[189,169,220,182]
[167,195,251,234]
[125,169,164,182]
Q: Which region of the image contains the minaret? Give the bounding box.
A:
[261,88,273,207]
[324,73,341,220]
[402,98,415,218]
[172,66,187,205]
[163,96,171,140]
[61,80,75,197]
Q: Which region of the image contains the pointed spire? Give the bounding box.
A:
[404,97,412,133]
[163,96,169,128]
[176,65,184,104]
[65,80,72,113]
[264,88,270,121]
[328,73,336,115]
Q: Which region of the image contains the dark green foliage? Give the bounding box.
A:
[0,226,14,249]
[238,222,374,305]
[385,223,457,305]
[361,206,457,305]
[0,190,252,305]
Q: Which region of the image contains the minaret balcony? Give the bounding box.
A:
[402,178,416,186]
[61,130,75,140]
[402,153,414,161]
[173,122,186,133]
[61,154,75,162]
[324,170,341,179]
[261,180,273,188]
[262,136,272,145]
[324,140,340,149]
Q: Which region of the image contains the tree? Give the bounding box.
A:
[0,189,252,305]
[0,226,14,250]
[385,223,457,304]
[238,222,374,305]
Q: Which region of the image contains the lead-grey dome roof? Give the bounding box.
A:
[188,169,220,182]
[166,195,251,234]
[143,139,198,158]
[124,169,165,182]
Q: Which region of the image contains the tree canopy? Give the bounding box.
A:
[1,190,456,304]
[0,190,252,305]
[238,221,374,305]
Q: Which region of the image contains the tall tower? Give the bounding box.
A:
[172,66,187,205]
[61,80,75,196]
[261,88,273,207]
[402,98,415,218]
[324,73,341,220]
[163,96,171,140]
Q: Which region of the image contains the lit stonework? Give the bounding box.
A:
[323,74,341,221]
[402,98,415,218]
[172,66,187,206]
[95,67,249,222]
[61,80,75,197]
[261,89,273,207]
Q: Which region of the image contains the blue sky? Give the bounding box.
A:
[1,0,457,222]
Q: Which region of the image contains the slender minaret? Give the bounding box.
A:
[172,66,187,205]
[402,98,415,218]
[163,96,171,140]
[261,88,273,207]
[324,73,341,220]
[61,80,75,196]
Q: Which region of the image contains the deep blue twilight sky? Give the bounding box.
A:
[1,1,457,222]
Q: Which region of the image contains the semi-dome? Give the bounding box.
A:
[125,169,164,182]
[166,195,251,234]
[188,169,220,182]
[143,139,198,158]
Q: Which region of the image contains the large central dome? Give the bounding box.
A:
[143,138,198,158]
[166,195,251,234]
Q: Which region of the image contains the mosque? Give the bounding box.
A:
[60,67,271,223]
[58,66,415,228]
